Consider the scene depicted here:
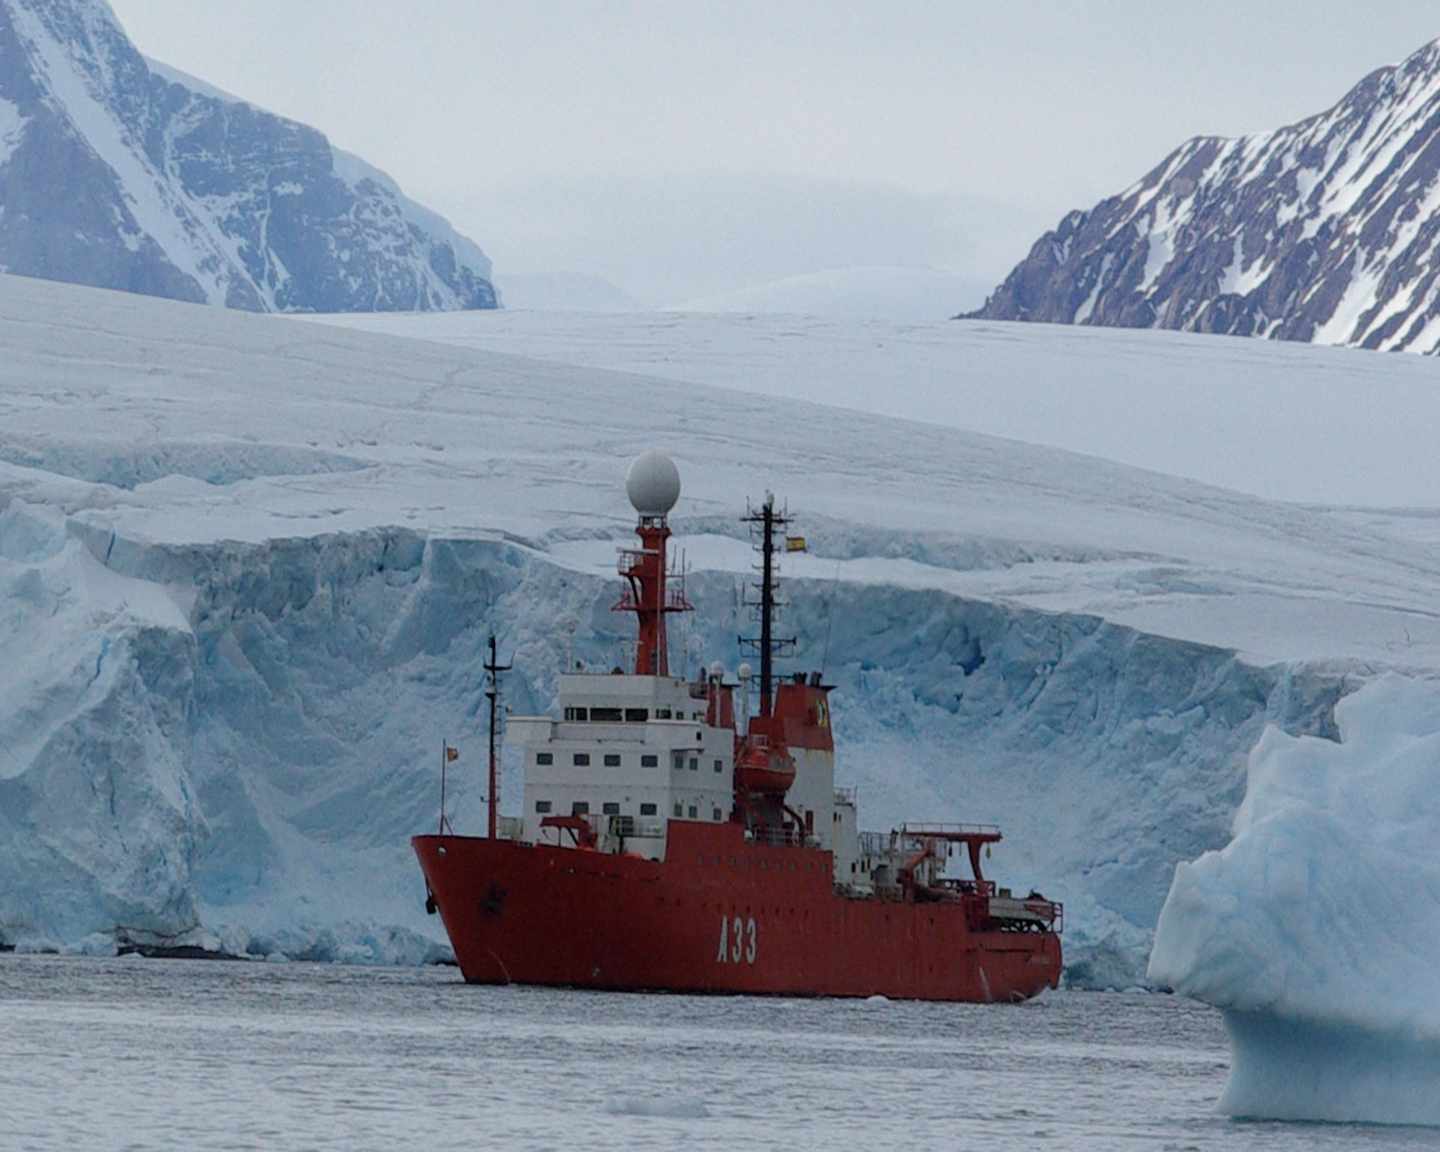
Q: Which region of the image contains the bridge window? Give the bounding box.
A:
[640,803,658,816]
[602,802,620,815]
[572,801,590,816]
[591,707,623,722]
[603,753,621,767]
[536,752,553,766]
[641,754,658,768]
[535,800,552,813]
[564,707,588,721]
[655,708,672,719]
[625,708,648,722]
[573,752,590,766]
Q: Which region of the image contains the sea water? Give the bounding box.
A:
[0,955,1432,1151]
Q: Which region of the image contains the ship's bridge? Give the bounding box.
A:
[508,672,737,859]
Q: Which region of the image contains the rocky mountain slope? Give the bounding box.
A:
[0,0,495,312]
[965,38,1440,353]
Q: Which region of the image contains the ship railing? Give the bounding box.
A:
[988,892,1065,933]
[497,816,524,841]
[607,816,665,839]
[743,827,816,849]
[833,786,858,806]
[932,877,996,898]
[900,823,1001,839]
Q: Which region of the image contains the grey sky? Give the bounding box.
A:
[109,2,1439,304]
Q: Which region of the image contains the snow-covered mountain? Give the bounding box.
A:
[0,0,496,312]
[7,275,1440,985]
[966,38,1440,353]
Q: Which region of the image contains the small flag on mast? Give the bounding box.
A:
[785,535,807,553]
[445,745,460,762]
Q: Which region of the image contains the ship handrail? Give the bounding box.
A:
[742,827,817,848]
[900,822,1002,839]
[932,877,997,897]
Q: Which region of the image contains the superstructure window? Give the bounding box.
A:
[535,800,552,813]
[641,754,658,768]
[689,757,698,771]
[591,707,623,722]
[688,805,698,819]
[712,807,723,821]
[573,753,591,766]
[536,752,553,766]
[655,708,672,719]
[625,708,648,722]
[603,753,621,767]
[640,803,658,816]
[564,707,588,722]
[713,759,723,773]
[673,802,683,817]
[602,802,621,815]
[572,801,590,816]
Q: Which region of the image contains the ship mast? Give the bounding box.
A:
[615,451,691,675]
[484,633,511,840]
[741,493,795,718]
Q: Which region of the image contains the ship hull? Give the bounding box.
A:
[414,823,1061,1002]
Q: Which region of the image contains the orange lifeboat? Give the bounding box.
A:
[734,735,796,796]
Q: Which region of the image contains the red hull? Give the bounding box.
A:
[414,823,1061,1003]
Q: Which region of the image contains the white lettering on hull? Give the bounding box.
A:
[716,915,757,965]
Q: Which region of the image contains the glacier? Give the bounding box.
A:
[3,272,1440,982]
[1149,675,1440,1125]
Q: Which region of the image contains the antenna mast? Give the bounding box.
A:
[740,493,795,717]
[484,633,512,840]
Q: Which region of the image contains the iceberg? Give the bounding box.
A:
[1149,675,1440,1125]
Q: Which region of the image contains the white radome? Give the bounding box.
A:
[626,450,681,516]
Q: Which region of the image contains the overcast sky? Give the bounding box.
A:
[109,2,1439,304]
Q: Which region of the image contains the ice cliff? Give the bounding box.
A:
[0,495,1345,980]
[1149,675,1440,1124]
[4,273,1438,980]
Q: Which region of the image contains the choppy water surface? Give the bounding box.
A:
[1,955,1432,1151]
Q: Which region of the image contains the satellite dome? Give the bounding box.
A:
[626,450,681,517]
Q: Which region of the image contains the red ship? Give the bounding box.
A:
[413,452,1062,1001]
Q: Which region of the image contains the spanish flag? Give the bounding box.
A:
[785,536,808,553]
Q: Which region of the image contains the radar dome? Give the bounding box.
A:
[626,450,681,517]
